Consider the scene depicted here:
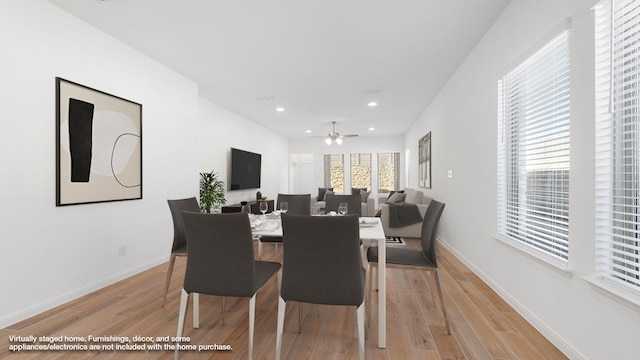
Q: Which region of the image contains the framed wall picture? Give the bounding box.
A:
[418,131,431,189]
[56,77,142,206]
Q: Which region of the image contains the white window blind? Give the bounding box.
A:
[595,0,640,291]
[497,25,571,262]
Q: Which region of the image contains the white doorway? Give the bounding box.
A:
[290,154,314,194]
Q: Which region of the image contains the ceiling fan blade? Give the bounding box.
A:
[308,122,359,139]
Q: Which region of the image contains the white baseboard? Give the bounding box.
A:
[0,256,168,328]
[437,237,586,360]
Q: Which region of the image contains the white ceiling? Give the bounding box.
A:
[49,0,510,140]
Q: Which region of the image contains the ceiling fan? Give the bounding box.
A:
[315,121,358,145]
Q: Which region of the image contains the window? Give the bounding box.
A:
[378,152,400,193]
[497,20,571,262]
[323,154,344,194]
[350,153,371,191]
[594,0,640,292]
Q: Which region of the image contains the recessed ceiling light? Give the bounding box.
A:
[276,107,285,112]
[306,130,312,133]
[369,127,375,131]
[368,102,378,107]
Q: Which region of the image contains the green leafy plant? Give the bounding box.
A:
[199,170,226,213]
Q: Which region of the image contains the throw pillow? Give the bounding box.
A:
[386,192,406,204]
[404,188,423,204]
[318,187,333,201]
[323,189,335,200]
[385,190,404,201]
[351,187,367,195]
[359,190,370,203]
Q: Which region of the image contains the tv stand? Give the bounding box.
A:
[221,199,274,215]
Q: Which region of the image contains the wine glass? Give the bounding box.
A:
[259,201,268,218]
[338,203,348,216]
[279,201,288,214]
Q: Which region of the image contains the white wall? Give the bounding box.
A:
[0,0,198,326]
[289,135,406,196]
[0,0,289,327]
[198,98,289,205]
[406,0,640,359]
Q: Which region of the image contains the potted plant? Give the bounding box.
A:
[199,170,226,213]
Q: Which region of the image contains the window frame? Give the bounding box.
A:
[592,0,640,302]
[323,153,344,194]
[377,152,400,194]
[496,18,572,269]
[350,153,372,192]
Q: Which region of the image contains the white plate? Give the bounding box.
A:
[359,222,377,227]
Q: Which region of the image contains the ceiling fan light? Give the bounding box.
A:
[336,138,343,145]
[325,138,332,145]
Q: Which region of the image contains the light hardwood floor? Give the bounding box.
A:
[1,239,567,359]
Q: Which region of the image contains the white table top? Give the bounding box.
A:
[251,215,385,241]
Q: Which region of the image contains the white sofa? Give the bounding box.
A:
[380,188,431,238]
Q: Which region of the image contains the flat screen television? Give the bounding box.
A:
[229,148,261,190]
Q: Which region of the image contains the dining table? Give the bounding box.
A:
[251,213,387,349]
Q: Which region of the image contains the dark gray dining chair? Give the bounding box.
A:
[366,200,450,334]
[162,197,201,307]
[258,193,310,259]
[174,212,281,360]
[325,193,362,216]
[276,214,365,360]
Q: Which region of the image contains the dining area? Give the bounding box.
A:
[1,191,565,360]
[163,194,388,360]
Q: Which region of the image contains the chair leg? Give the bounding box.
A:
[162,253,179,307]
[193,293,199,328]
[174,289,189,360]
[248,294,256,360]
[433,270,451,335]
[258,240,263,260]
[275,297,287,360]
[356,303,365,360]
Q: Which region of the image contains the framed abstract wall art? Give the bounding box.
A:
[56,77,142,206]
[418,131,431,189]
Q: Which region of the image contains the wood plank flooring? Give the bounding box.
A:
[1,239,568,359]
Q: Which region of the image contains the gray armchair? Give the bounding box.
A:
[276,214,365,360]
[367,200,450,334]
[175,212,281,360]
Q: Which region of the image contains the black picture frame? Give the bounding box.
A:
[56,77,142,206]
